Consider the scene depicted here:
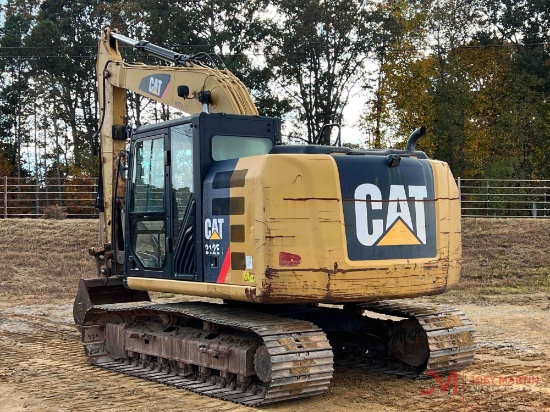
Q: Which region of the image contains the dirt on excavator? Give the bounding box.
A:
[0,219,549,412]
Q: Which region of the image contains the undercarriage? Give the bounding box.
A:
[76,286,476,406]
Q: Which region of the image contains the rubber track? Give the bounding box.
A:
[336,300,476,378]
[83,302,334,406]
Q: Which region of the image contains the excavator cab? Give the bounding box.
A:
[124,112,280,284]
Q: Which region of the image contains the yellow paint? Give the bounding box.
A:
[96,29,129,248]
[216,154,463,303]
[430,159,462,288]
[127,277,255,301]
[376,219,421,246]
[209,231,221,240]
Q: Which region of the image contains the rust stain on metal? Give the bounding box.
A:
[267,266,391,276]
[277,336,326,351]
[282,197,340,202]
[277,337,295,350]
[244,287,258,302]
[281,381,314,393]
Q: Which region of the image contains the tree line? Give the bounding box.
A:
[0,0,548,183]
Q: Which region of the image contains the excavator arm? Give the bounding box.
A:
[93,27,258,273]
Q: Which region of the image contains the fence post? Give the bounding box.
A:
[486,181,489,216]
[35,176,40,216]
[457,177,461,214]
[3,176,7,219]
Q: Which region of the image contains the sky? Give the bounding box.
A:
[340,94,368,146]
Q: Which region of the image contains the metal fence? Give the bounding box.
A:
[1,176,549,219]
[0,176,98,218]
[458,178,550,218]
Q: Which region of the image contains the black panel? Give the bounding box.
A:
[231,252,246,270]
[202,159,237,283]
[270,145,349,154]
[230,169,248,187]
[212,198,230,215]
[212,169,248,189]
[212,197,245,216]
[212,171,234,189]
[231,225,245,242]
[334,155,437,261]
[269,144,428,159]
[230,197,245,215]
[138,74,171,98]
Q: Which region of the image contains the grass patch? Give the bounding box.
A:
[0,219,97,307]
[459,218,550,291]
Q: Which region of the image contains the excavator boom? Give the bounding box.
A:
[94,27,257,268]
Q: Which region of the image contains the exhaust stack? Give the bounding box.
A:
[406,126,426,151]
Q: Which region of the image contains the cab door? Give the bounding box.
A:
[125,122,199,281]
[170,123,199,280]
[126,132,171,278]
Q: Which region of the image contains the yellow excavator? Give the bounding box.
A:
[73,27,475,406]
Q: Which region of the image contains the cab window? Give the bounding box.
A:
[211,135,273,161]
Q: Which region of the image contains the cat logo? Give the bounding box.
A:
[138,74,170,98]
[205,218,224,240]
[354,184,428,247]
[149,77,163,96]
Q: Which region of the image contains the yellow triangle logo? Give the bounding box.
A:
[376,218,421,246]
[209,231,221,240]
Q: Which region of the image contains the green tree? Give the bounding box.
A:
[31,1,96,173]
[0,13,32,179]
[111,0,290,121]
[360,0,430,148]
[481,0,550,178]
[266,0,376,144]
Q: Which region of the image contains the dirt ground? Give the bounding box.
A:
[1,219,549,411]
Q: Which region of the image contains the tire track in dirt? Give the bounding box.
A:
[0,324,251,412]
